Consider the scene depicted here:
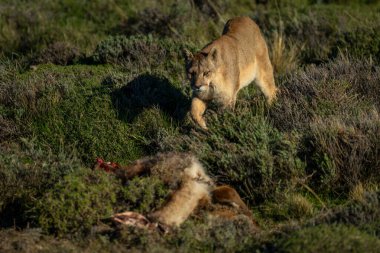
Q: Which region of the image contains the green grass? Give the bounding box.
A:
[1,0,380,252]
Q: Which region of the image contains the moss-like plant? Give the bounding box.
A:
[116,176,169,214]
[36,169,118,237]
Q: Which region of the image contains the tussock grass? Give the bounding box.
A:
[270,32,299,75]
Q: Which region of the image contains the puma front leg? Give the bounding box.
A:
[191,97,208,130]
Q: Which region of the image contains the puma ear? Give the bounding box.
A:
[183,48,194,64]
[208,47,218,62]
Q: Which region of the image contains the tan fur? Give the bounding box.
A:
[111,152,214,227]
[108,153,258,229]
[116,152,213,188]
[185,16,278,129]
[146,154,213,227]
[211,185,253,220]
[149,180,211,227]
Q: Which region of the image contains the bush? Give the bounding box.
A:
[253,4,380,65]
[91,35,168,66]
[262,193,314,221]
[0,4,58,55]
[271,57,380,195]
[275,224,380,253]
[0,140,81,228]
[31,41,82,66]
[2,64,149,164]
[115,4,191,38]
[307,113,380,194]
[159,107,305,204]
[169,215,258,252]
[36,168,118,237]
[116,176,169,214]
[0,229,77,253]
[116,214,258,252]
[91,35,196,76]
[333,26,380,62]
[33,160,170,237]
[0,59,22,141]
[310,190,380,236]
[314,0,380,4]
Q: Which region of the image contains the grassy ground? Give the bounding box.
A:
[1,0,380,252]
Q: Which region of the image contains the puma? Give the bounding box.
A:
[185,16,277,129]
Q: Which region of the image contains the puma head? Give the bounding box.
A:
[184,47,220,99]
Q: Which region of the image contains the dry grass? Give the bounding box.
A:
[270,32,300,75]
[286,194,314,219]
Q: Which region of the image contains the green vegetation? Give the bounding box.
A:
[36,168,118,236]
[0,0,379,252]
[275,224,380,253]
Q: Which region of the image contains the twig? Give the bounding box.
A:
[299,181,327,209]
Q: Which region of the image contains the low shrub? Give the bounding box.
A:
[253,4,380,65]
[310,190,380,236]
[271,57,380,195]
[115,4,191,38]
[307,113,380,194]
[169,215,258,252]
[92,35,167,66]
[36,168,118,237]
[0,229,77,253]
[314,0,380,4]
[116,176,169,214]
[91,35,195,72]
[115,214,258,252]
[3,64,149,164]
[0,4,58,55]
[275,224,380,253]
[333,26,380,62]
[0,59,25,141]
[262,193,314,221]
[271,57,380,129]
[30,41,82,66]
[158,106,305,204]
[32,158,170,237]
[0,140,81,228]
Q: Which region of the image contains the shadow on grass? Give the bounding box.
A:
[110,74,190,123]
[0,201,30,229]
